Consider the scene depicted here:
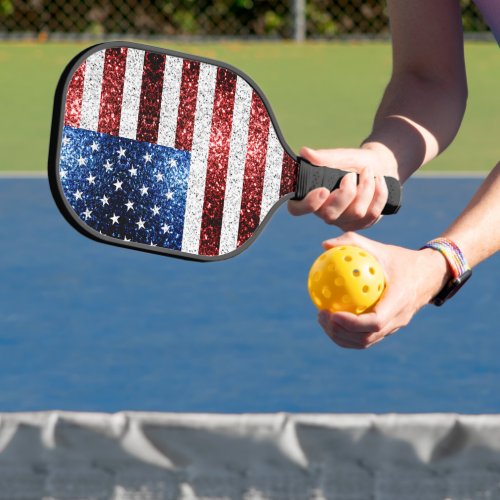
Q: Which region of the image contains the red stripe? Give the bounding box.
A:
[198,68,238,256]
[136,52,166,143]
[97,48,127,136]
[175,60,200,151]
[280,153,300,197]
[237,92,270,248]
[64,61,86,127]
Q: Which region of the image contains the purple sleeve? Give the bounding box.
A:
[473,0,500,45]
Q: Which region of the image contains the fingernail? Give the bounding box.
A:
[319,188,329,200]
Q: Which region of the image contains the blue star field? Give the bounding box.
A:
[59,126,191,251]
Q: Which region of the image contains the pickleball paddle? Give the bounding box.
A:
[48,41,401,262]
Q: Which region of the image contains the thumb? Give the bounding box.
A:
[322,231,368,250]
[299,147,365,170]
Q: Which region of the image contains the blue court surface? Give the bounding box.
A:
[0,176,498,413]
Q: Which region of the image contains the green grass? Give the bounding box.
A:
[0,41,497,172]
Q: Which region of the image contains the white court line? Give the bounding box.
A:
[414,170,487,178]
[0,170,488,179]
[0,171,48,178]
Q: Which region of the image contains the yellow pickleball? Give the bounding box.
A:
[308,245,385,314]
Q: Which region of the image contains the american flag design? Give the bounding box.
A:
[59,45,299,258]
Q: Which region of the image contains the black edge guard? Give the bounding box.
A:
[292,157,402,215]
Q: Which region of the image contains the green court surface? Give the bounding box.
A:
[0,41,497,173]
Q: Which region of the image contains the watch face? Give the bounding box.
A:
[432,269,472,306]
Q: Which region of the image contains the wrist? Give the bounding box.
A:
[417,248,453,303]
[361,141,399,178]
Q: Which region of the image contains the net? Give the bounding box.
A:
[1,412,500,499]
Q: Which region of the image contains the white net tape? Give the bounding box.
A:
[1,412,500,499]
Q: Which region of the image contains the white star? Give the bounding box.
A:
[90,141,99,152]
[110,213,120,225]
[128,166,137,177]
[62,136,70,146]
[165,191,174,201]
[151,205,160,216]
[117,146,126,158]
[86,173,96,185]
[169,158,177,168]
[60,169,67,179]
[140,185,149,196]
[125,200,134,211]
[143,152,152,163]
[77,156,87,167]
[83,208,92,220]
[113,180,123,191]
[123,236,131,242]
[149,241,157,247]
[155,172,164,182]
[136,218,146,229]
[103,160,113,172]
[161,223,170,234]
[74,190,83,200]
[100,195,109,206]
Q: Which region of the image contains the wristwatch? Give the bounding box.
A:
[421,238,472,306]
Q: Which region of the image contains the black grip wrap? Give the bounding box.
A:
[293,157,402,215]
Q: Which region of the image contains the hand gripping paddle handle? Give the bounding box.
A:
[293,157,402,215]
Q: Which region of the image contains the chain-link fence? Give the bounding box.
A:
[0,0,491,39]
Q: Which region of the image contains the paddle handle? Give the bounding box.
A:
[293,157,402,215]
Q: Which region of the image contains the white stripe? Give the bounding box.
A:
[181,63,218,255]
[79,50,105,131]
[260,126,284,223]
[218,77,253,255]
[119,49,145,140]
[157,56,183,148]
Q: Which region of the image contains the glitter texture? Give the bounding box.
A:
[60,126,190,250]
[64,61,86,127]
[58,45,303,258]
[157,56,184,148]
[260,125,285,223]
[218,76,253,255]
[199,67,237,256]
[280,153,300,197]
[136,51,166,143]
[98,47,127,136]
[237,91,270,247]
[175,59,200,151]
[79,51,105,131]
[119,49,145,139]
[180,63,217,255]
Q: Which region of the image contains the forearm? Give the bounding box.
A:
[362,72,467,183]
[361,0,467,183]
[441,162,500,267]
[418,162,500,303]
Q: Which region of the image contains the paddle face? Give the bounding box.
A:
[49,41,300,261]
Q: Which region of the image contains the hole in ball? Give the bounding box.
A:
[352,269,360,277]
[344,256,352,262]
[369,267,376,275]
[362,285,369,293]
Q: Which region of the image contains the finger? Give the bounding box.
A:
[299,146,367,171]
[322,231,370,251]
[288,187,330,216]
[330,311,385,335]
[319,311,370,349]
[315,172,357,224]
[363,174,389,223]
[342,164,376,221]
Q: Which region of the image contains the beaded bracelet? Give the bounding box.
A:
[421,238,470,278]
[420,237,472,306]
